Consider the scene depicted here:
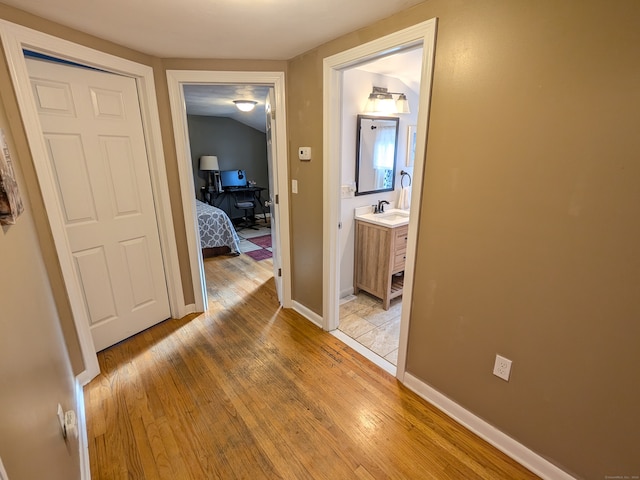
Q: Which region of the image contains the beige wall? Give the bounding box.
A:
[0,76,80,479]
[2,0,639,478]
[287,0,640,478]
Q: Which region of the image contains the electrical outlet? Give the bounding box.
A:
[493,354,512,381]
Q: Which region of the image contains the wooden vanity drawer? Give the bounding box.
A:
[393,252,407,272]
[394,226,409,249]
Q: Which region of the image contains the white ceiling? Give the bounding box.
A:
[4,0,426,60]
[355,47,424,95]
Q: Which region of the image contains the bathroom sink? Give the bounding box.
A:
[355,208,410,227]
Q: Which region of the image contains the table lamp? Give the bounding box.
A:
[199,155,219,192]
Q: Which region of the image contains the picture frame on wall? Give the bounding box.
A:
[406,125,417,167]
[0,128,24,225]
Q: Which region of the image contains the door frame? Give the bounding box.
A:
[322,19,437,380]
[165,70,291,312]
[0,20,184,384]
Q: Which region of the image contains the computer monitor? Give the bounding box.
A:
[220,169,247,189]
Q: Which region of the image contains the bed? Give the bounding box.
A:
[195,200,241,257]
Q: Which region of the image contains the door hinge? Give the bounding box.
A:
[275,194,279,204]
[271,109,276,120]
[338,222,342,230]
[277,268,282,277]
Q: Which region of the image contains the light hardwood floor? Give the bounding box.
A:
[84,253,539,479]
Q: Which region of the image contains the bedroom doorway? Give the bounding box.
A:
[166,71,291,313]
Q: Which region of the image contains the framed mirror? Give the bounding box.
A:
[355,115,400,196]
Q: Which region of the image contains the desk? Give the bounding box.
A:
[203,186,267,224]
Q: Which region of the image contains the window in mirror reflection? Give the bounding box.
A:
[355,115,399,196]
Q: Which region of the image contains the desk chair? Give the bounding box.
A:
[233,190,263,230]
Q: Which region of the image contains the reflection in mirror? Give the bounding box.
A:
[355,115,400,196]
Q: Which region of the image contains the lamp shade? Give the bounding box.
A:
[199,155,219,171]
[395,94,410,114]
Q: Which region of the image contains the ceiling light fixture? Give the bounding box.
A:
[233,100,258,112]
[364,86,410,114]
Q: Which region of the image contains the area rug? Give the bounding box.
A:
[248,234,272,249]
[245,234,272,261]
[245,248,272,261]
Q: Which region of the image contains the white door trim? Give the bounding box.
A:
[165,70,291,312]
[0,20,184,384]
[322,19,437,382]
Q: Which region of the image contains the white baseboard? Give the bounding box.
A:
[75,378,91,480]
[291,301,323,328]
[330,330,396,376]
[340,286,354,299]
[403,373,575,480]
[184,303,198,316]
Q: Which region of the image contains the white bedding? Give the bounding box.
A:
[195,200,241,254]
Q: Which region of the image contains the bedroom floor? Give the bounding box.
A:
[236,221,272,256]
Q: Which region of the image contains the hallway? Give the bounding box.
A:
[83,253,538,479]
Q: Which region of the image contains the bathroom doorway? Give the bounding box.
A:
[336,48,422,372]
[322,19,437,379]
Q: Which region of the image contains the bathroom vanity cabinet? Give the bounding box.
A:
[354,220,408,310]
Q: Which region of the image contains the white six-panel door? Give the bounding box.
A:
[27,57,170,351]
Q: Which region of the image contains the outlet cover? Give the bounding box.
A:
[298,146,311,160]
[493,354,512,381]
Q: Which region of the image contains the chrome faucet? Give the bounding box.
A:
[374,200,390,214]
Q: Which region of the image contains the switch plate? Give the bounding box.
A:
[493,354,512,381]
[57,403,66,438]
[298,146,311,161]
[291,179,298,194]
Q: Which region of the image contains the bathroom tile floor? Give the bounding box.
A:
[339,292,402,365]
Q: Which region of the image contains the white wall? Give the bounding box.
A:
[339,67,420,298]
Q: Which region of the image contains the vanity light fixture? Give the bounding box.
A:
[364,86,411,114]
[233,100,258,112]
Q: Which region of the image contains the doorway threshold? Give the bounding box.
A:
[330,330,396,376]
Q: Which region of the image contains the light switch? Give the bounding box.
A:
[298,147,311,161]
[291,179,298,194]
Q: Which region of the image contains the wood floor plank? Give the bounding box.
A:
[85,254,539,479]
